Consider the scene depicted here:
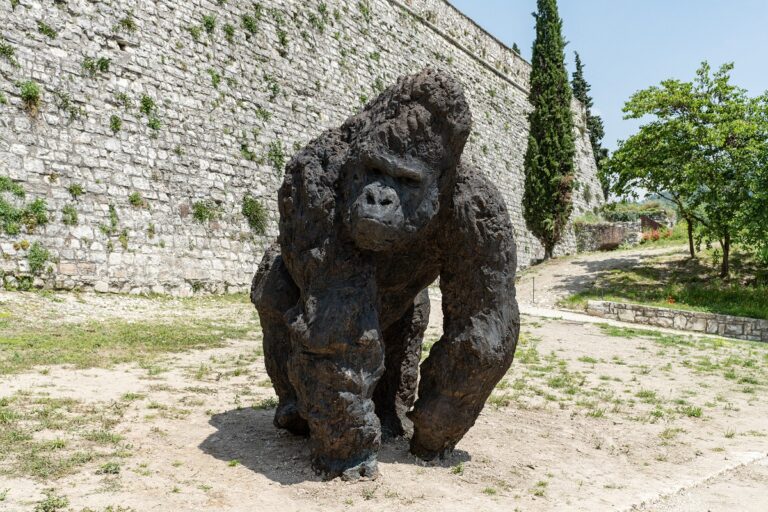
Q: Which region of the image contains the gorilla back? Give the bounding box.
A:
[251,68,520,480]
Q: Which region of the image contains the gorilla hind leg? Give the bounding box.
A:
[373,289,430,439]
[251,244,309,436]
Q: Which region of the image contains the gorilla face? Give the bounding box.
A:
[343,148,441,252]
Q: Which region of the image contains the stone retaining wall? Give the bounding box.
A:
[0,0,602,294]
[574,221,640,252]
[586,300,768,343]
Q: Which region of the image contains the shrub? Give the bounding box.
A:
[115,14,137,33]
[242,195,267,234]
[0,176,25,198]
[208,68,221,89]
[67,183,84,199]
[202,14,216,35]
[62,204,78,226]
[241,14,258,36]
[128,192,144,208]
[139,95,155,116]
[0,39,19,67]
[37,21,58,39]
[267,141,285,174]
[147,117,161,131]
[601,201,674,223]
[28,242,50,274]
[223,23,235,43]
[18,81,41,111]
[109,115,122,133]
[192,201,217,223]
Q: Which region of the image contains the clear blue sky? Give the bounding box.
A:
[450,0,768,151]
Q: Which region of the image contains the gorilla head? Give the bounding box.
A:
[341,69,473,251]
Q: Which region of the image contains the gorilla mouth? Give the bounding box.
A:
[352,217,400,251]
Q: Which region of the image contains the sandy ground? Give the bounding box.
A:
[1,284,767,511]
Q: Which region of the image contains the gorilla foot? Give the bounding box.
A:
[409,431,455,462]
[273,401,309,436]
[311,454,379,481]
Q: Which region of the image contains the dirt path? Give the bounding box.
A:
[1,291,767,511]
[516,245,686,308]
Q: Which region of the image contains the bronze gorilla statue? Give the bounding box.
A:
[251,68,519,480]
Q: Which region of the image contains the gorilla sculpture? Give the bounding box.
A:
[251,68,519,480]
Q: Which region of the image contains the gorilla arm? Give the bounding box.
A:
[408,166,520,460]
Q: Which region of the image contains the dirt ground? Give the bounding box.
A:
[1,290,767,512]
[516,245,684,309]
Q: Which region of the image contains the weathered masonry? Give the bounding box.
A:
[0,0,602,295]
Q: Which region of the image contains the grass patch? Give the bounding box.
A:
[0,318,252,374]
[562,249,768,320]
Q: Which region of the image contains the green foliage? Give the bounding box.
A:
[357,0,372,23]
[523,0,576,259]
[0,192,48,235]
[276,28,289,55]
[82,56,111,76]
[241,195,267,234]
[202,14,216,35]
[37,21,58,39]
[263,74,280,100]
[512,42,521,55]
[115,13,137,33]
[128,192,144,208]
[67,184,84,199]
[147,117,161,131]
[10,0,19,10]
[254,107,271,122]
[0,176,25,199]
[115,92,132,111]
[572,51,609,198]
[600,201,674,223]
[0,92,6,105]
[0,39,19,68]
[139,95,155,116]
[109,114,122,134]
[100,204,119,236]
[267,141,285,174]
[207,68,221,89]
[53,89,85,120]
[18,81,41,112]
[188,25,202,42]
[192,201,217,223]
[34,491,68,512]
[607,62,768,276]
[28,242,50,275]
[62,204,78,226]
[223,23,235,43]
[241,14,259,36]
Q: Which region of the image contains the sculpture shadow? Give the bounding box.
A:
[199,408,471,484]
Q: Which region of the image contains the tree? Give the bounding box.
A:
[512,42,521,55]
[522,0,576,260]
[571,51,610,198]
[608,62,768,276]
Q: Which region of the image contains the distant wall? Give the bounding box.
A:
[0,0,602,295]
[574,221,641,252]
[587,300,768,343]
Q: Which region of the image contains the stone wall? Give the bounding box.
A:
[574,221,641,252]
[586,300,768,343]
[0,0,602,295]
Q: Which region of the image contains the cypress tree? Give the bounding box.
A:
[523,0,575,260]
[572,51,609,198]
[512,42,521,55]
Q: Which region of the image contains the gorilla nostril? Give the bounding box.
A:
[366,191,376,205]
[380,197,393,206]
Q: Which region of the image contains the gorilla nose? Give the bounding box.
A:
[364,184,398,208]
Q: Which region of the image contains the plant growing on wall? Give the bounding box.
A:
[267,141,285,174]
[0,38,19,68]
[241,195,267,234]
[192,201,218,223]
[37,21,58,39]
[522,0,576,260]
[18,81,41,114]
[110,115,122,134]
[28,242,50,274]
[67,184,84,199]
[62,204,78,226]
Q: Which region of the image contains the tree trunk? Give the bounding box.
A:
[544,245,554,261]
[685,217,695,258]
[720,232,731,278]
